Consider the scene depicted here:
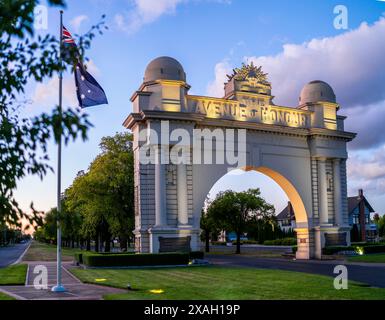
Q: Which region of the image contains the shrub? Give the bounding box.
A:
[292,246,298,254]
[322,246,354,255]
[361,245,385,254]
[82,252,189,267]
[189,251,204,260]
[351,242,368,246]
[74,252,83,264]
[211,241,226,246]
[97,251,135,255]
[323,244,385,255]
[263,238,297,246]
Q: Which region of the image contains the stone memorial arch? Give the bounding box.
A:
[124,56,356,259]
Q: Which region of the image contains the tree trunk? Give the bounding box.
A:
[236,232,241,254]
[120,235,128,252]
[105,236,111,252]
[95,233,99,253]
[205,230,210,253]
[86,238,91,251]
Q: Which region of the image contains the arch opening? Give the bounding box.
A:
[202,166,311,259]
[205,166,309,227]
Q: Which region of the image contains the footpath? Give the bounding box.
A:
[0,261,125,300]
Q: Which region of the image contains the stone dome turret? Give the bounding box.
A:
[299,80,336,104]
[144,56,186,82]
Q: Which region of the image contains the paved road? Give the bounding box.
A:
[210,244,291,254]
[0,241,30,268]
[207,254,385,288]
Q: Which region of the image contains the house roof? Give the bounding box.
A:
[347,196,375,214]
[276,196,375,221]
[276,203,295,221]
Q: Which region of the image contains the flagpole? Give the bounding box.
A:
[52,9,66,293]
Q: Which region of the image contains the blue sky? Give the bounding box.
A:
[16,0,385,219]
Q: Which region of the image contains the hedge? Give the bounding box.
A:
[74,252,83,264]
[323,244,385,255]
[322,246,355,255]
[263,238,297,246]
[97,251,135,255]
[189,251,204,260]
[82,252,190,267]
[361,245,385,254]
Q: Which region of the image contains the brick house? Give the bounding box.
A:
[277,189,377,241]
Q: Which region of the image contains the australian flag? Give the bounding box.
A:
[62,26,108,108]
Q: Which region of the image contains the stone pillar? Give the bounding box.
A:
[333,158,343,226]
[317,158,329,225]
[155,146,167,226]
[295,228,313,259]
[177,164,189,226]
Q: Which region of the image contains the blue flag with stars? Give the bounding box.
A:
[75,63,108,108]
[62,25,108,108]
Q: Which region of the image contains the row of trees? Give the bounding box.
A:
[0,224,30,246]
[34,132,135,252]
[201,189,289,254]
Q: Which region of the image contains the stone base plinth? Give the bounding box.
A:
[147,226,201,253]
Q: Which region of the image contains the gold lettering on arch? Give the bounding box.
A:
[191,98,308,128]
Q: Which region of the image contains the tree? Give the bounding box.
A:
[0,0,106,228]
[64,132,134,252]
[207,189,275,254]
[33,208,57,243]
[200,209,220,253]
[374,214,385,238]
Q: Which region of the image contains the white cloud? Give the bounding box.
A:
[114,0,185,34]
[115,0,231,34]
[206,16,385,196]
[208,18,385,108]
[32,77,78,111]
[348,147,385,181]
[83,59,100,76]
[247,18,385,108]
[31,60,100,112]
[345,100,385,150]
[207,16,385,150]
[347,145,385,196]
[206,59,232,97]
[70,15,89,32]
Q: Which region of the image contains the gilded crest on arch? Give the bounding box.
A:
[227,62,269,85]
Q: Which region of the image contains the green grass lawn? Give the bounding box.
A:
[70,266,385,300]
[0,292,15,300]
[348,253,385,263]
[22,241,81,261]
[0,264,27,285]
